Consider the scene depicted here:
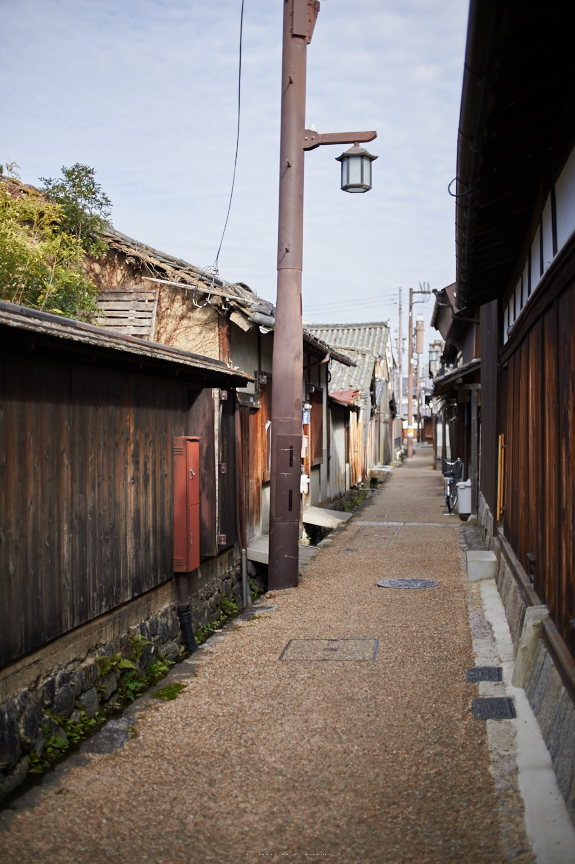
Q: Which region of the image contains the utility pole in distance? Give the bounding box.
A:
[398,288,403,426]
[268,0,377,590]
[406,285,431,458]
[407,287,414,457]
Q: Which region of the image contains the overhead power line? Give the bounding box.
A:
[213,0,245,272]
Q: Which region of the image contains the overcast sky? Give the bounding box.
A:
[1,0,468,358]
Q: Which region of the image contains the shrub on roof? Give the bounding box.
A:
[0,164,111,322]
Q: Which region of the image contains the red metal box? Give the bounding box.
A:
[173,436,200,572]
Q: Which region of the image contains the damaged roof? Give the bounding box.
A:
[100,228,354,366]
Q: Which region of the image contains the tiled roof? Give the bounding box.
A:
[305,322,391,398]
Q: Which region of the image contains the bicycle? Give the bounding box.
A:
[442,458,463,513]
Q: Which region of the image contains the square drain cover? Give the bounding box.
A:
[472,697,516,720]
[279,638,379,662]
[466,667,503,683]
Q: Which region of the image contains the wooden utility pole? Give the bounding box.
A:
[398,287,403,424]
[268,0,377,590]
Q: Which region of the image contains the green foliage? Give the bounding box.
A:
[0,162,112,321]
[147,656,175,680]
[96,653,121,678]
[26,642,181,777]
[40,163,112,259]
[343,489,370,513]
[0,161,21,179]
[151,683,186,701]
[220,596,238,618]
[119,669,147,703]
[249,577,263,599]
[129,634,152,660]
[28,750,49,774]
[0,179,100,320]
[194,593,242,645]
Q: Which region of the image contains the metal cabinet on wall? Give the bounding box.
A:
[173,436,200,573]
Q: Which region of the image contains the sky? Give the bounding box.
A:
[1,0,469,363]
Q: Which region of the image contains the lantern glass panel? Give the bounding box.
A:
[362,157,371,188]
[348,156,362,185]
[341,159,348,187]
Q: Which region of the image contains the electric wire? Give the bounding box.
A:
[213,0,245,273]
[303,293,398,311]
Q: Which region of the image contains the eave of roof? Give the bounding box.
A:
[0,301,253,386]
[302,331,356,367]
[432,358,481,397]
[455,0,575,309]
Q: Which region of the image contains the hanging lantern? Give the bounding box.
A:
[336,145,377,193]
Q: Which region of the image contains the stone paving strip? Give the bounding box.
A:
[0,450,551,864]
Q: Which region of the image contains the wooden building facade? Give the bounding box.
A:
[454,0,575,820]
[0,301,249,668]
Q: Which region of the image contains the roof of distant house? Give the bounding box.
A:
[305,322,392,398]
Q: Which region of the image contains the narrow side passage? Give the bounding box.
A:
[0,451,532,864]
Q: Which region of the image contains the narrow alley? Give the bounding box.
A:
[1,450,561,864]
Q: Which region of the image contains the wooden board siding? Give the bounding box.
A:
[218,393,236,548]
[558,287,574,649]
[0,353,189,668]
[480,302,500,516]
[96,290,158,339]
[329,404,347,501]
[248,406,263,538]
[188,388,217,559]
[500,280,575,654]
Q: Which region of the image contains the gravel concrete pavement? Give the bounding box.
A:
[0,450,532,863]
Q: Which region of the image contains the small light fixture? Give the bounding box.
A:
[336,144,378,193]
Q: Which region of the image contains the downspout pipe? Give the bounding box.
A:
[177,575,198,654]
[455,0,505,309]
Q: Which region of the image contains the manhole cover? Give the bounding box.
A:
[343,548,359,552]
[377,578,439,589]
[472,697,516,720]
[279,638,379,662]
[466,667,503,683]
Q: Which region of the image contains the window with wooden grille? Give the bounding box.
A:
[310,387,323,466]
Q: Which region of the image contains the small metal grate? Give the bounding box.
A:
[472,697,516,720]
[377,578,439,589]
[466,667,503,683]
[343,548,360,552]
[279,638,379,662]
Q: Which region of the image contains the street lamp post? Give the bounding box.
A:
[268,0,377,590]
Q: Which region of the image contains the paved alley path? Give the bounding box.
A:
[0,451,531,863]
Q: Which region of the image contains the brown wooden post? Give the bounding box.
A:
[268,0,375,590]
[268,0,310,590]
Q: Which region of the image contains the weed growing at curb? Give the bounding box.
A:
[151,683,186,701]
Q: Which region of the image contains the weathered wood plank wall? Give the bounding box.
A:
[0,348,230,668]
[479,301,500,516]
[501,282,575,653]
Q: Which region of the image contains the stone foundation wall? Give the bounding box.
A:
[524,640,575,824]
[0,549,242,803]
[477,491,575,826]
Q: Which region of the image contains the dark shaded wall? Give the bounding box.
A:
[480,301,500,516]
[500,277,575,654]
[0,350,225,668]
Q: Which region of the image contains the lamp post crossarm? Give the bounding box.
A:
[302,129,377,151]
